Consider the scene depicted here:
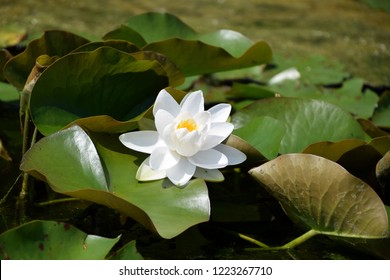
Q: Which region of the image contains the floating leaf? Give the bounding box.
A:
[232,97,369,154]
[0,220,120,260]
[372,91,390,128]
[29,47,178,136]
[249,154,388,238]
[108,240,143,260]
[234,116,285,160]
[20,125,210,239]
[4,30,89,90]
[269,78,379,119]
[106,12,272,76]
[103,25,147,48]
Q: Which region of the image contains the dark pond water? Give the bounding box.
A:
[1,0,389,85]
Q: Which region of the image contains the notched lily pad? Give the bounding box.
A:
[0,220,120,260]
[249,153,388,238]
[20,125,210,239]
[29,47,176,136]
[4,30,89,90]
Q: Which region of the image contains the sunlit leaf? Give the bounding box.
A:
[249,153,389,238]
[372,91,390,128]
[108,240,143,260]
[269,78,379,119]
[234,116,285,160]
[3,30,89,90]
[29,47,176,136]
[232,97,369,154]
[0,220,120,260]
[103,25,147,48]
[20,125,210,239]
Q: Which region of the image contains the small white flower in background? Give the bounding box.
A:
[119,89,246,187]
[268,67,300,85]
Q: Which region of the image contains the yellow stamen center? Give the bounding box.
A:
[177,118,198,132]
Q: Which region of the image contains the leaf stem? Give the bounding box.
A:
[35,198,81,207]
[237,232,270,248]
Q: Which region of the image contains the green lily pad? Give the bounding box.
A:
[29,47,178,136]
[3,30,89,90]
[372,91,390,128]
[20,125,210,239]
[108,240,143,260]
[103,25,147,48]
[106,12,272,76]
[269,78,379,119]
[232,97,369,154]
[0,81,19,102]
[249,153,389,238]
[234,116,285,160]
[0,220,120,260]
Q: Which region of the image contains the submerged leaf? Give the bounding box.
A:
[0,220,120,260]
[249,154,388,238]
[20,125,210,239]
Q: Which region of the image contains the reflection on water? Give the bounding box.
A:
[0,0,389,84]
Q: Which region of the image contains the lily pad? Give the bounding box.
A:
[249,153,389,238]
[234,116,285,160]
[372,91,390,128]
[29,47,178,136]
[3,30,89,90]
[108,240,143,260]
[106,12,272,76]
[232,97,369,154]
[20,125,210,239]
[0,220,120,260]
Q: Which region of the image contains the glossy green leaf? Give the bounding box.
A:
[20,125,210,239]
[249,154,389,238]
[144,38,272,77]
[103,25,147,48]
[372,91,390,127]
[29,47,175,136]
[269,78,379,119]
[73,39,140,53]
[3,30,89,90]
[0,220,120,260]
[234,116,285,160]
[232,97,369,154]
[106,12,272,76]
[108,240,143,260]
[0,81,19,102]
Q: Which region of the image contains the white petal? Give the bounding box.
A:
[150,147,180,170]
[155,109,175,136]
[166,157,196,186]
[200,122,234,150]
[180,90,204,115]
[214,144,247,165]
[174,130,202,157]
[193,111,211,132]
[136,157,167,181]
[194,168,225,182]
[119,131,161,154]
[268,67,300,85]
[189,149,228,169]
[153,89,180,117]
[208,103,231,123]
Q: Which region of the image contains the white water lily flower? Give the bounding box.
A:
[119,89,246,186]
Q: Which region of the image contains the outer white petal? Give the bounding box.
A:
[194,168,225,182]
[119,131,161,154]
[200,122,234,150]
[153,89,181,117]
[149,146,180,170]
[208,103,231,123]
[180,90,204,115]
[155,109,175,136]
[166,157,196,186]
[136,157,167,181]
[189,149,228,169]
[214,144,247,165]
